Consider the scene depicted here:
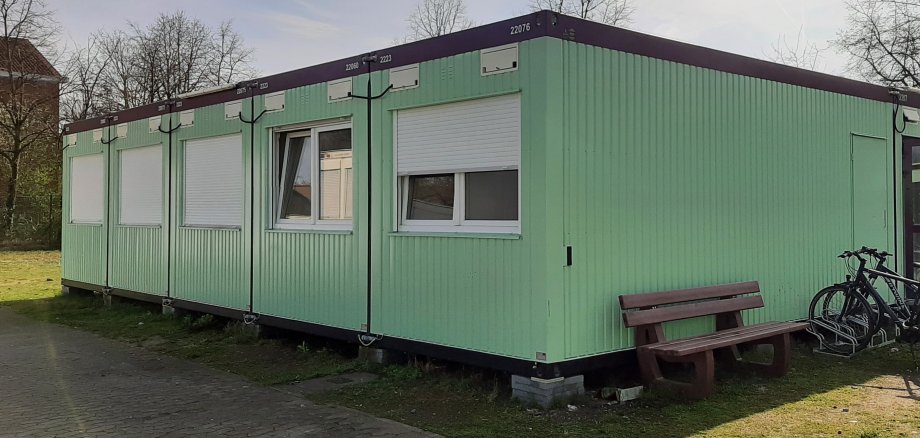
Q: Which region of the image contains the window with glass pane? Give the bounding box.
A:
[465,170,518,220]
[319,128,352,220]
[279,134,311,219]
[407,174,455,220]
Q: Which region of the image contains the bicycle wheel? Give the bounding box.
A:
[808,284,879,354]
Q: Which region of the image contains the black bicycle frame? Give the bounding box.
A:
[866,255,918,319]
[853,253,918,327]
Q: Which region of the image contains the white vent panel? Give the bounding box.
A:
[180,110,194,127]
[481,43,519,76]
[390,64,419,90]
[264,91,285,111]
[328,78,353,102]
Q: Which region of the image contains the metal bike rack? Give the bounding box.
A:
[808,317,898,358]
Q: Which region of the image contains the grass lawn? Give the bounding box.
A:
[2,250,919,437]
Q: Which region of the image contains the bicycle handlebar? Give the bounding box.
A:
[838,247,894,261]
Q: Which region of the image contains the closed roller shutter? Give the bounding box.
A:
[184,134,243,227]
[396,93,520,175]
[70,154,104,223]
[119,145,163,225]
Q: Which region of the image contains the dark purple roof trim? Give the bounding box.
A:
[549,14,899,104]
[64,10,911,134]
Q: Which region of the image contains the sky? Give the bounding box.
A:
[47,0,853,78]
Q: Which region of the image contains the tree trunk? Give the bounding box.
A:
[2,154,19,232]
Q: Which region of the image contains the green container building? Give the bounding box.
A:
[61,11,920,386]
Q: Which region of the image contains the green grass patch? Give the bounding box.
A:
[0,251,360,385]
[3,250,920,437]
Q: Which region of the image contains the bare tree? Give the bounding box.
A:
[531,0,634,27]
[766,27,826,71]
[836,0,920,87]
[59,36,111,122]
[404,0,474,41]
[0,0,61,234]
[66,11,256,118]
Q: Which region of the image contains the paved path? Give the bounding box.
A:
[0,308,438,437]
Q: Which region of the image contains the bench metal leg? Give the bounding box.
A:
[638,349,715,400]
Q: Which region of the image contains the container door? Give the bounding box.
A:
[851,134,891,252]
[903,137,920,279]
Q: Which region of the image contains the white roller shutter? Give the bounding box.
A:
[119,145,163,225]
[396,94,520,175]
[184,134,243,227]
[70,154,104,223]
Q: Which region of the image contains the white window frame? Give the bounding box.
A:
[398,170,521,234]
[272,121,353,231]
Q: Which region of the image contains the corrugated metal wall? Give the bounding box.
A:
[373,39,555,360]
[253,81,366,330]
[171,104,249,310]
[557,41,896,359]
[61,129,107,285]
[108,118,169,294]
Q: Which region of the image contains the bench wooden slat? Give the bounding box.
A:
[619,281,760,310]
[622,295,764,328]
[642,321,808,357]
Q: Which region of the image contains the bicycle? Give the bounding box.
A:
[809,247,920,355]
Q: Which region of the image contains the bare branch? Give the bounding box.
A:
[530,0,635,27]
[404,0,475,41]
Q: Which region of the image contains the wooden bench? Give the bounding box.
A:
[619,281,808,399]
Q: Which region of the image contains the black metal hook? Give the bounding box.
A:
[100,135,118,145]
[238,109,267,125]
[158,121,182,134]
[349,84,394,101]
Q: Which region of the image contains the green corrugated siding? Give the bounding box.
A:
[61,34,906,366]
[108,118,169,294]
[171,104,249,309]
[253,80,366,329]
[372,39,555,360]
[61,129,107,285]
[557,41,897,359]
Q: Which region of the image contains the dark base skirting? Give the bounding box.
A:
[60,279,633,378]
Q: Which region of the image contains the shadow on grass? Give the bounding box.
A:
[312,337,920,437]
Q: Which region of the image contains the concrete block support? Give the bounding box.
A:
[239,323,262,338]
[102,290,112,307]
[358,346,401,365]
[511,375,585,408]
[61,286,71,295]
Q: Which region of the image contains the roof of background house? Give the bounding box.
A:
[0,37,60,78]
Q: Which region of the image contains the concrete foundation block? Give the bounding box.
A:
[161,303,175,316]
[358,346,401,365]
[511,375,585,409]
[102,293,112,307]
[61,286,71,295]
[239,323,262,338]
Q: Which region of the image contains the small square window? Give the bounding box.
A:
[406,174,455,220]
[465,170,518,221]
